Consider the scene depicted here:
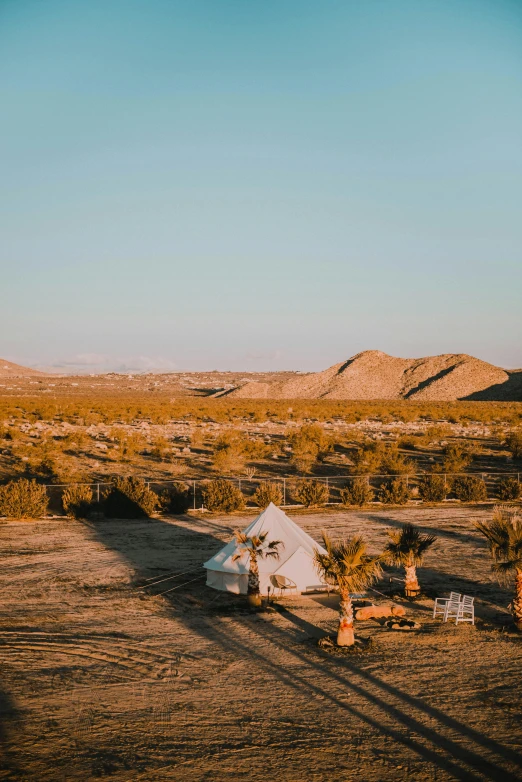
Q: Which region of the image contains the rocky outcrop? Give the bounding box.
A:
[228,351,518,401]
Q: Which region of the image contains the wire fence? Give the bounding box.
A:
[19,471,522,514]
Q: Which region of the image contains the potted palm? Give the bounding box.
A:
[233,531,283,608]
[475,506,522,631]
[314,532,382,646]
[384,523,436,598]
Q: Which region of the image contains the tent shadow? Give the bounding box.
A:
[88,512,522,782]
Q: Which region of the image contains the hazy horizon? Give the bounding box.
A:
[2,1,521,372]
[3,346,522,376]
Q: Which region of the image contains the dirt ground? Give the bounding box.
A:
[0,507,521,782]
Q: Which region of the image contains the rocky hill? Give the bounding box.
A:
[0,359,46,378]
[227,351,520,401]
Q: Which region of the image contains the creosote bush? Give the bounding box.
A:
[442,444,473,473]
[452,475,488,503]
[379,477,410,505]
[497,477,521,501]
[253,481,283,508]
[103,477,159,519]
[418,474,450,503]
[293,480,329,508]
[62,484,94,519]
[0,479,48,519]
[202,479,245,512]
[289,424,334,473]
[506,430,522,459]
[159,482,191,514]
[340,477,374,506]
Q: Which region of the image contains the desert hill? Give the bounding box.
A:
[0,359,46,378]
[228,351,520,401]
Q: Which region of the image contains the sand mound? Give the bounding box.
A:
[0,359,46,378]
[229,350,514,401]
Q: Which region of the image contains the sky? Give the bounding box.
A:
[1,0,521,373]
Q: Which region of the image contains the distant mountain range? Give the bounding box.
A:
[226,351,522,401]
[1,351,521,400]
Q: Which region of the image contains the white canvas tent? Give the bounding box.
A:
[203,503,327,595]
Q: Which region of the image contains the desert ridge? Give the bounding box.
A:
[227,350,521,401]
[1,350,521,400]
[0,359,47,378]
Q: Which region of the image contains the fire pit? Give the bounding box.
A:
[385,619,421,631]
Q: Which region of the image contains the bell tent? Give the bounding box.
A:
[203,502,327,595]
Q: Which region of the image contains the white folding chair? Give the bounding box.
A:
[456,595,475,625]
[444,594,474,625]
[433,591,461,619]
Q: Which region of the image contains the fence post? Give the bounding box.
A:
[283,478,286,506]
[193,480,196,511]
[97,483,100,503]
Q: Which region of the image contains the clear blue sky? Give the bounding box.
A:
[1,0,521,373]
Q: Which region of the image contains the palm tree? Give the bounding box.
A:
[232,531,283,602]
[475,506,522,630]
[384,523,436,598]
[313,532,382,646]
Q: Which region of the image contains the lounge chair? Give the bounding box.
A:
[270,574,298,596]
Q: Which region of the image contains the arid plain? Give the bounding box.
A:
[0,353,521,781]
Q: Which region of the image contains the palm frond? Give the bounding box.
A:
[232,529,283,561]
[384,523,436,566]
[475,507,522,581]
[314,532,382,592]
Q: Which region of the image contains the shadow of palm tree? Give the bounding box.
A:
[0,686,23,779]
[89,512,522,781]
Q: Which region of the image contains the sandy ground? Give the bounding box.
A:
[0,507,521,782]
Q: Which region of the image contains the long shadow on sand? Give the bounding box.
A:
[0,686,23,779]
[365,512,481,545]
[89,514,522,782]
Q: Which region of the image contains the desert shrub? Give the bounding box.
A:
[62,484,94,519]
[103,477,159,519]
[351,441,413,476]
[379,478,411,505]
[190,429,205,448]
[288,424,334,473]
[202,479,245,512]
[150,436,172,461]
[497,476,521,501]
[442,444,473,473]
[418,474,450,503]
[380,447,413,475]
[397,434,423,450]
[252,481,283,508]
[159,482,191,514]
[212,430,246,473]
[62,431,90,451]
[242,439,271,460]
[506,430,522,459]
[340,477,374,506]
[293,480,329,508]
[110,429,147,462]
[0,479,48,519]
[350,440,385,475]
[453,475,487,503]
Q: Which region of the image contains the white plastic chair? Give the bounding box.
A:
[433,592,461,618]
[444,594,474,625]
